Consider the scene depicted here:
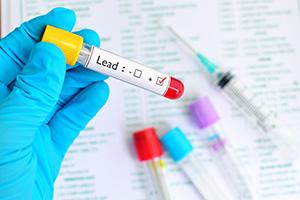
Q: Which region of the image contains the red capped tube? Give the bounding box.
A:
[132,128,172,200]
[133,127,164,161]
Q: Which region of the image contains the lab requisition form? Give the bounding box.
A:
[1,0,300,199]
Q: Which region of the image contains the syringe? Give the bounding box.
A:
[161,127,229,200]
[190,96,253,200]
[162,24,297,158]
[41,25,184,100]
[133,128,172,200]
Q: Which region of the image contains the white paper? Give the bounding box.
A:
[2,0,300,199]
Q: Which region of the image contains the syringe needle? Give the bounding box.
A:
[160,23,218,74]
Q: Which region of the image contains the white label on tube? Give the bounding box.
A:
[85,47,171,96]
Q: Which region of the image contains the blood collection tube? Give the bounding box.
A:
[161,127,227,200]
[189,96,253,200]
[41,25,184,100]
[133,128,172,200]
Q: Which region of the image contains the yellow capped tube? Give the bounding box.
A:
[41,25,184,100]
[42,25,83,66]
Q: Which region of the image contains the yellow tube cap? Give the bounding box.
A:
[41,25,83,66]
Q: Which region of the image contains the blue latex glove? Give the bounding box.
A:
[0,8,109,199]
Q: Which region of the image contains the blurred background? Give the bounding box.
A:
[1,1,300,200]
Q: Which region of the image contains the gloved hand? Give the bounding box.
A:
[0,8,109,199]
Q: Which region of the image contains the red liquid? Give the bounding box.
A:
[164,77,184,100]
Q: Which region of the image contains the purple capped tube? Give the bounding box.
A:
[190,96,253,200]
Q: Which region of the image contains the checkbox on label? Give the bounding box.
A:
[156,77,167,86]
[133,69,142,78]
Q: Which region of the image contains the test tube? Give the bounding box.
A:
[161,127,228,200]
[189,96,253,200]
[41,25,184,100]
[133,128,172,200]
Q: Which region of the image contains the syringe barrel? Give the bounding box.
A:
[219,75,274,132]
[42,25,184,100]
[219,75,297,157]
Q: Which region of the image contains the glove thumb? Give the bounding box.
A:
[0,42,66,149]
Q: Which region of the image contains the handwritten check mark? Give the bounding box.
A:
[159,77,167,84]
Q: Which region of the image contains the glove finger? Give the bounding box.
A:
[49,81,109,154]
[57,29,107,107]
[0,42,66,149]
[1,28,107,101]
[57,66,108,107]
[75,29,100,49]
[0,83,10,101]
[0,7,76,86]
